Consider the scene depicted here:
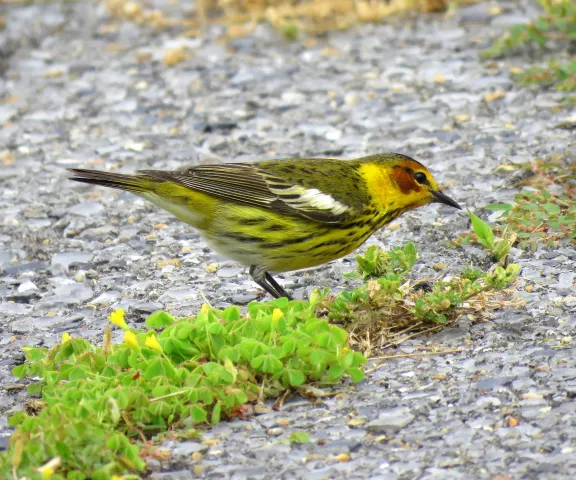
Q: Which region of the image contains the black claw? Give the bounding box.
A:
[249,265,292,299]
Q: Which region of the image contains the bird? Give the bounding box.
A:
[68,153,461,299]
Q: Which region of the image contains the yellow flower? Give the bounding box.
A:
[271,308,283,328]
[61,332,71,344]
[201,303,210,314]
[145,334,163,353]
[38,457,60,479]
[40,466,54,479]
[272,308,284,321]
[109,309,129,330]
[124,331,139,349]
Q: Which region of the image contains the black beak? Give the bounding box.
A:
[431,190,462,210]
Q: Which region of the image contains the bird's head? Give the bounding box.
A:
[360,153,462,213]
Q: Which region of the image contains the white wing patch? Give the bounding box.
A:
[274,185,350,215]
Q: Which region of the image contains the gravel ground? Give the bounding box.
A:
[1,0,575,478]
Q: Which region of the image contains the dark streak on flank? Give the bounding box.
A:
[349,233,370,245]
[221,233,266,243]
[372,211,398,230]
[263,224,288,232]
[237,217,267,226]
[331,244,356,257]
[364,206,376,216]
[268,255,292,261]
[310,239,347,248]
[339,218,371,230]
[261,232,319,249]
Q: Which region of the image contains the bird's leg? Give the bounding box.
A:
[249,265,291,300]
[264,271,292,300]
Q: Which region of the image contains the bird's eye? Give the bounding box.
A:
[413,172,428,184]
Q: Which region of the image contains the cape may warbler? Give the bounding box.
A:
[68,153,461,299]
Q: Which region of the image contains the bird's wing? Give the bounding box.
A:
[138,162,366,223]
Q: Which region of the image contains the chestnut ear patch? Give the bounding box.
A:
[390,167,420,194]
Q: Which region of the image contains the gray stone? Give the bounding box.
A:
[171,441,209,459]
[366,407,415,433]
[51,252,94,269]
[556,272,575,293]
[67,201,105,217]
[147,471,195,480]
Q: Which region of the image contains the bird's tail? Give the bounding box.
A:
[67,168,155,193]
[68,168,210,228]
